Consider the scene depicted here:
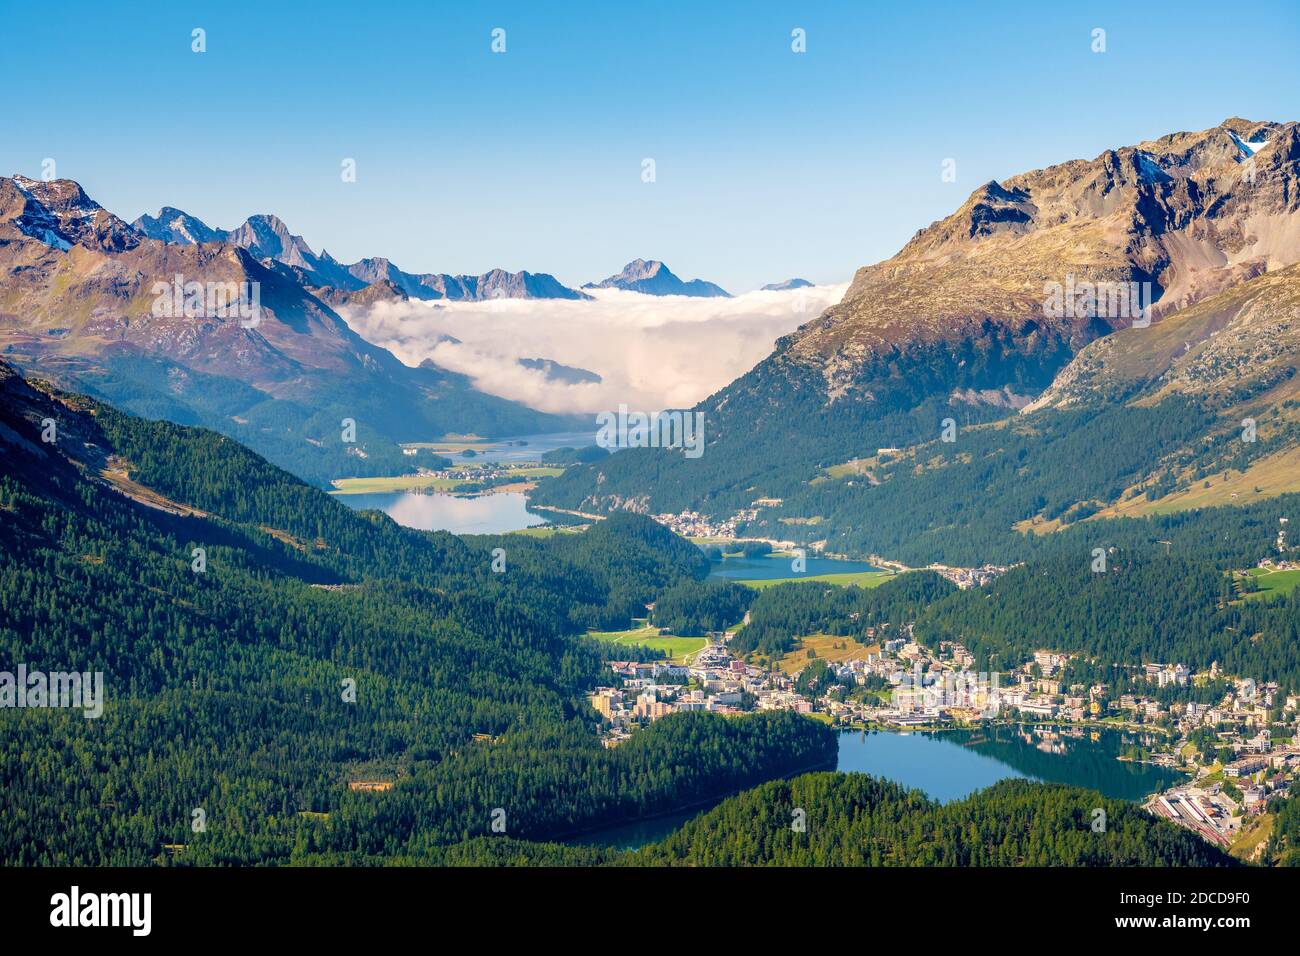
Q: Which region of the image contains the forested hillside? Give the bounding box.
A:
[631,775,1239,866]
[4,359,1293,868]
[734,572,955,657]
[431,774,1240,867]
[649,579,753,636]
[912,552,1300,694]
[536,392,1300,570]
[1266,792,1300,866]
[0,361,831,865]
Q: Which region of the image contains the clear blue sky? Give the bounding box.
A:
[3,0,1297,292]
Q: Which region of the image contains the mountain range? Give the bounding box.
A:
[3,175,758,465]
[0,174,577,484]
[133,210,743,303]
[7,117,1300,876]
[132,206,594,303]
[0,171,763,483]
[9,116,1298,512]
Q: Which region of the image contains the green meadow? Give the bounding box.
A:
[1239,567,1300,601]
[741,569,898,590]
[587,622,708,663]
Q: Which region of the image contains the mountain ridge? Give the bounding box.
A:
[132,205,591,302]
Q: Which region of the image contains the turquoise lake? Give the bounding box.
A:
[566,725,1185,850]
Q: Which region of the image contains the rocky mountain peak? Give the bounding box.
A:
[583,258,730,297]
[5,174,141,252]
[761,278,813,291]
[133,206,224,245]
[230,214,305,259]
[620,258,666,280]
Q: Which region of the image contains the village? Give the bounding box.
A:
[651,509,1014,590]
[590,620,1300,848]
[580,505,1300,852]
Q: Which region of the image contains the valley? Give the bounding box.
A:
[7,103,1300,880]
[15,4,1300,940]
[10,358,1291,868]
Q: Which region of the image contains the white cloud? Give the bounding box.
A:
[340,285,848,414]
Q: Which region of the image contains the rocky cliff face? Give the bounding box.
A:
[1030,262,1300,414]
[776,118,1300,411]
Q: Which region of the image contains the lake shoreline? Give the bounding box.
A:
[566,723,1185,849]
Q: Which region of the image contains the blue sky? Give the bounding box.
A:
[3,0,1298,291]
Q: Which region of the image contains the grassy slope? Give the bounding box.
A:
[1239,567,1300,601]
[776,633,879,675]
[743,569,897,590]
[587,622,708,663]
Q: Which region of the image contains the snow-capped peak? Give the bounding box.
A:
[1228,129,1269,157]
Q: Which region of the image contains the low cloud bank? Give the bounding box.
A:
[340,285,848,414]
